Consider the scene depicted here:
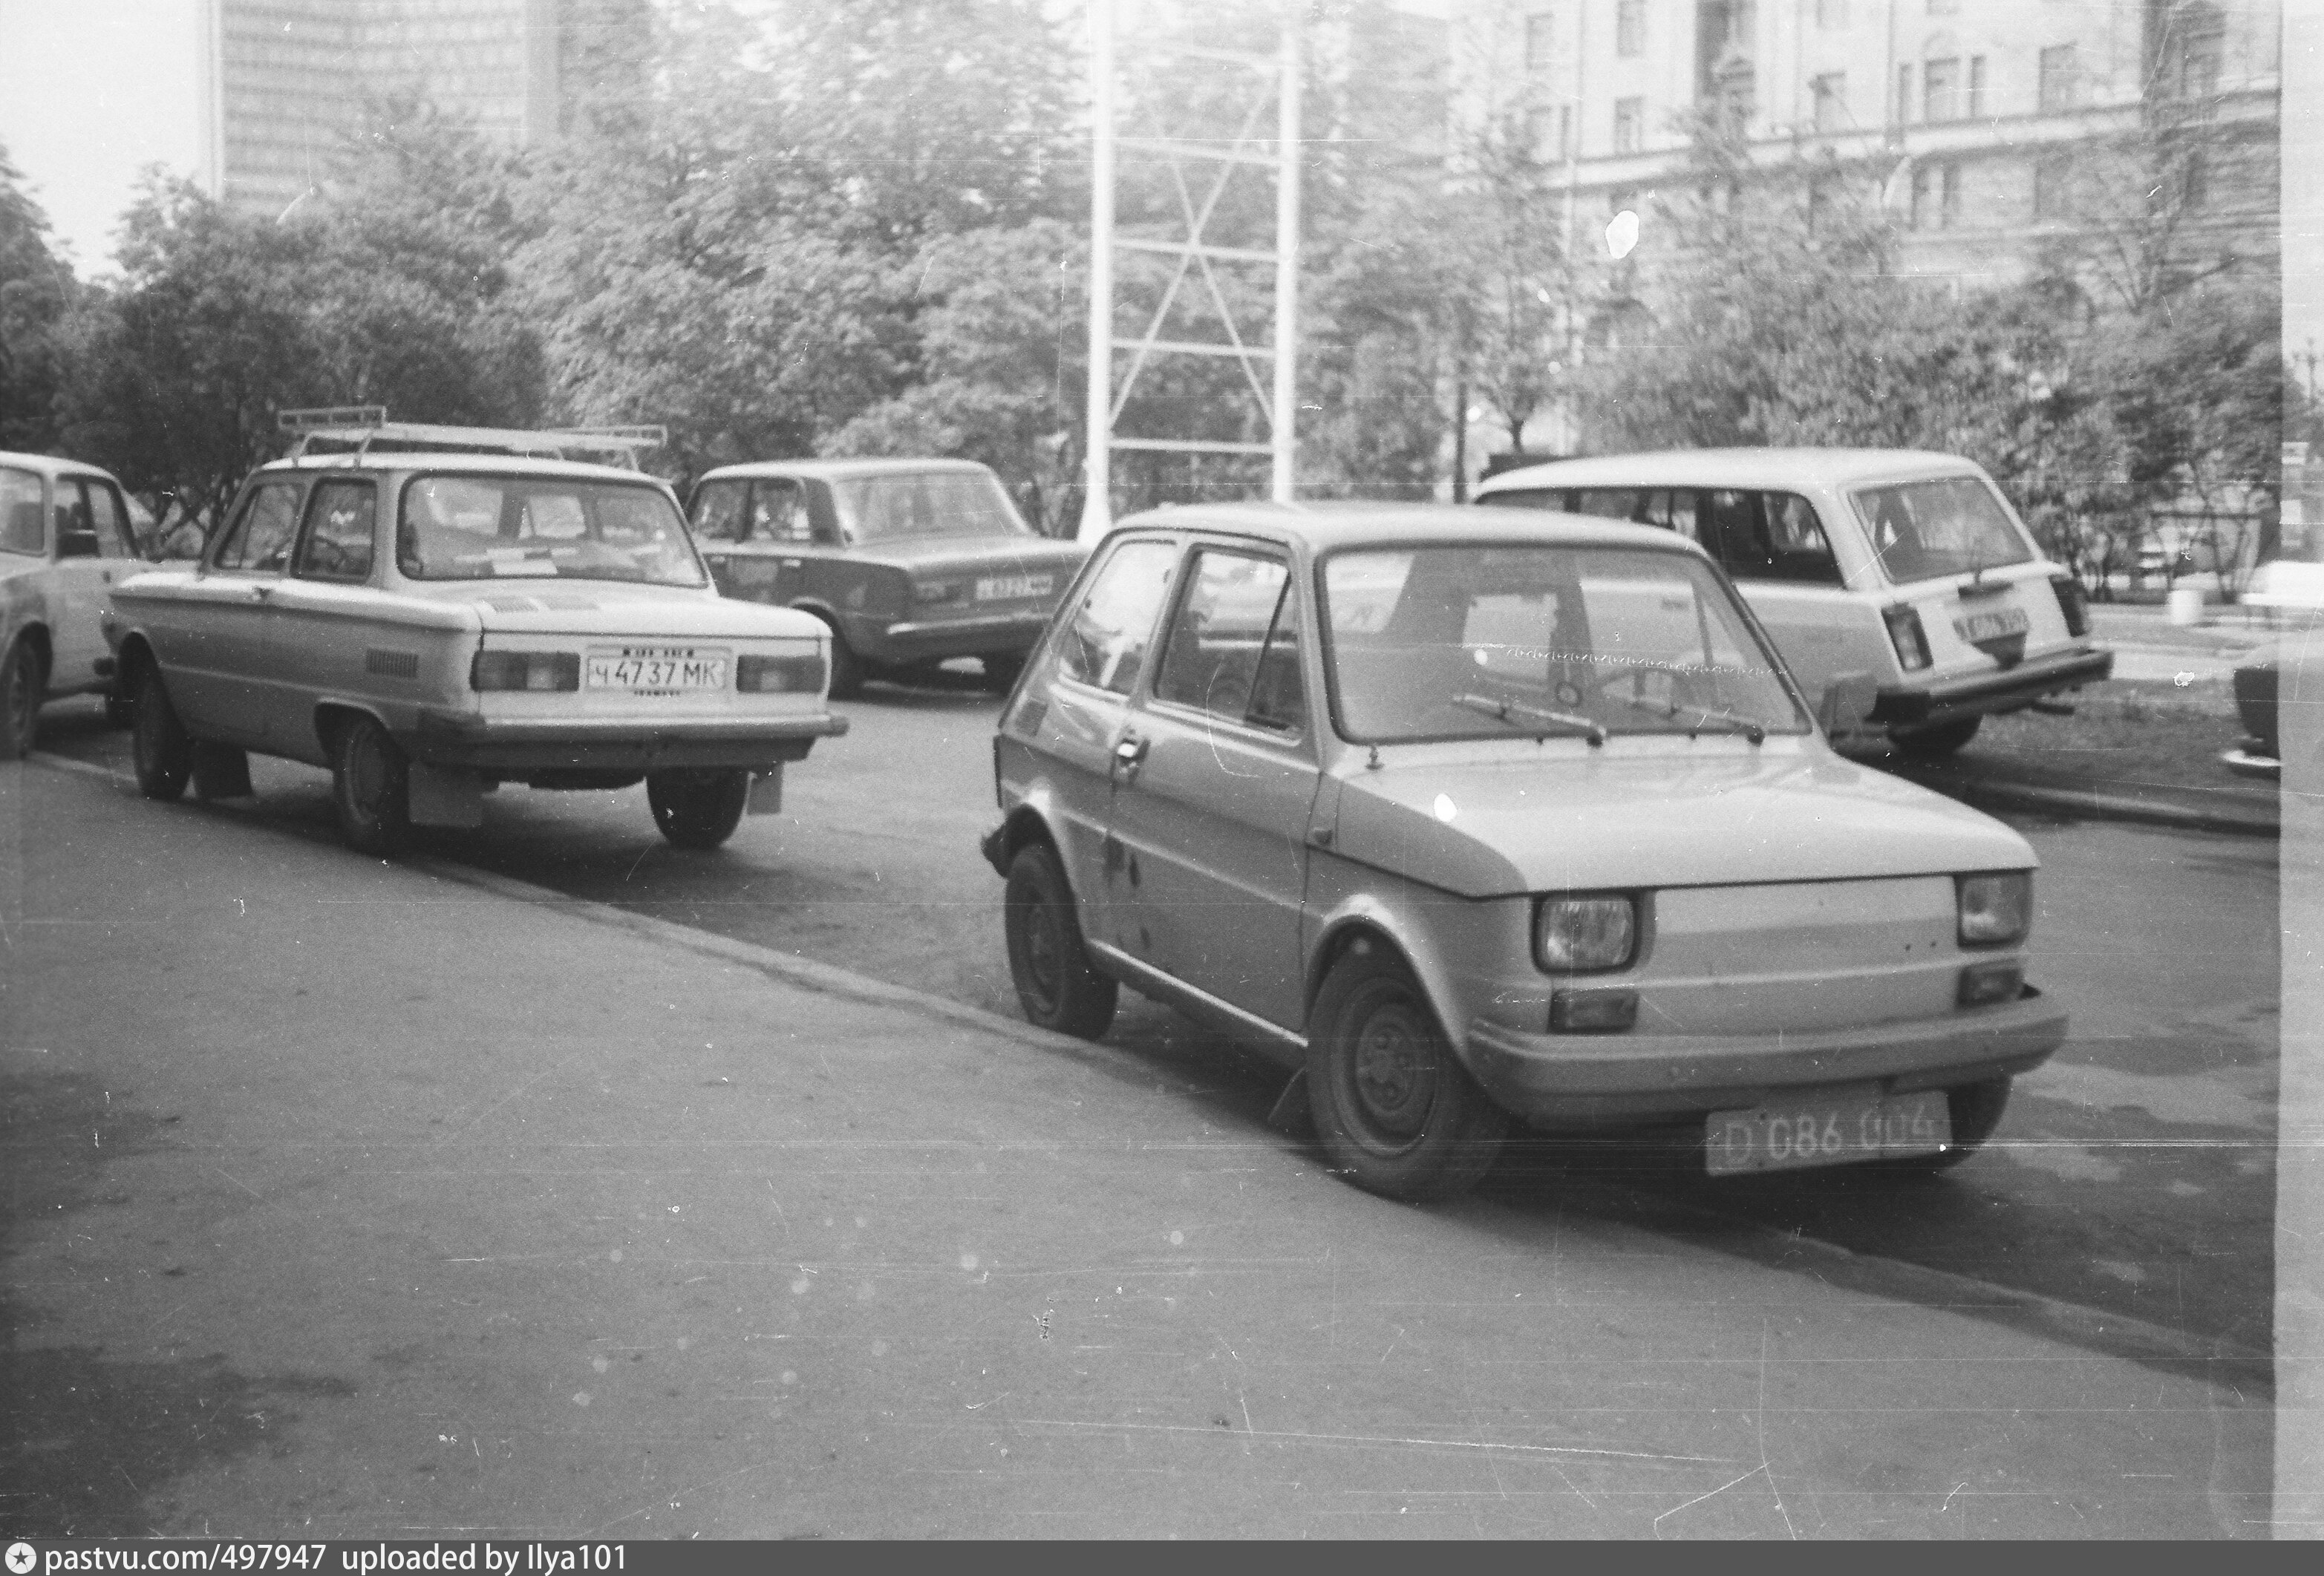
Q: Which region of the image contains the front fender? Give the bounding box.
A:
[1302,882,1483,1063]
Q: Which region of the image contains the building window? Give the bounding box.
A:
[1811,73,1847,131]
[1923,57,1961,122]
[1896,63,1912,123]
[2038,44,2080,112]
[1815,0,1849,26]
[1617,0,1645,56]
[1942,163,1962,226]
[2032,153,2070,219]
[2159,2,2226,99]
[1968,56,1986,117]
[1613,97,1644,153]
[1529,103,1576,161]
[1525,10,1556,73]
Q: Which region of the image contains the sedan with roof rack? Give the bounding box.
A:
[104,412,848,854]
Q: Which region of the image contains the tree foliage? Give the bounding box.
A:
[0,142,75,451]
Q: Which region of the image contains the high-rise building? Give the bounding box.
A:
[195,0,650,218]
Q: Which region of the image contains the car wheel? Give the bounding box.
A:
[1,635,44,759]
[129,664,192,800]
[1002,842,1117,1039]
[1879,1077,2012,1175]
[1890,716,1981,759]
[981,653,1025,694]
[331,714,411,857]
[811,616,864,700]
[647,768,750,850]
[1305,940,1510,1202]
[104,693,135,729]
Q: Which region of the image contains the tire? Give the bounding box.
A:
[129,663,192,800]
[1,635,43,759]
[330,714,411,857]
[812,615,864,700]
[104,693,135,729]
[1002,842,1117,1039]
[1890,716,1982,759]
[647,768,751,850]
[981,652,1025,694]
[1879,1077,2013,1175]
[1305,941,1510,1202]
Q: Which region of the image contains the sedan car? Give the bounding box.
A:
[685,459,1085,698]
[108,441,847,854]
[982,502,2066,1201]
[2,451,146,755]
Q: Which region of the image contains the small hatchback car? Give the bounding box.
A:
[685,459,1085,698]
[107,431,847,854]
[2,451,145,756]
[982,503,2067,1201]
[1474,450,2113,758]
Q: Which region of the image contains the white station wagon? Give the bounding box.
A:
[106,424,847,854]
[1474,450,2114,757]
[984,503,2066,1201]
[2,450,145,756]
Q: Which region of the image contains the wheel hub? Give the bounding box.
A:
[1351,1001,1433,1138]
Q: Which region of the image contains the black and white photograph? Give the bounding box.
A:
[1,0,2317,1543]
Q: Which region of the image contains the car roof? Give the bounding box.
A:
[0,450,123,483]
[1474,447,1987,494]
[697,457,996,483]
[1105,499,1708,558]
[250,451,668,485]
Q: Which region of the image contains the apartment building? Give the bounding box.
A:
[1449,0,2281,289]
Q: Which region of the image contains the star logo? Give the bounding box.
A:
[7,1542,39,1575]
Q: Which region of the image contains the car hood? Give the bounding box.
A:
[413,581,827,640]
[1331,746,2034,898]
[832,537,1087,577]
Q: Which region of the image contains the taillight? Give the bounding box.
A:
[1883,605,1933,672]
[2050,574,2091,637]
[737,652,826,694]
[471,651,579,691]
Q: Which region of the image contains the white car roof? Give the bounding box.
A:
[698,457,996,483]
[0,450,126,484]
[1476,448,1989,496]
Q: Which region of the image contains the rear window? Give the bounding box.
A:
[1851,477,2033,583]
[397,475,705,586]
[831,470,1031,543]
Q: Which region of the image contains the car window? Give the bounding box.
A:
[1474,487,1567,513]
[1851,477,2035,583]
[212,483,303,572]
[689,480,749,544]
[53,481,102,558]
[296,480,378,581]
[1154,549,1303,733]
[398,474,706,586]
[832,469,1031,543]
[82,481,133,558]
[752,478,814,543]
[0,468,42,555]
[1054,538,1178,696]
[1699,490,1844,585]
[1572,488,1641,520]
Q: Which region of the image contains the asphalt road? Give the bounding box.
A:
[22,679,2283,1364]
[0,750,2276,1537]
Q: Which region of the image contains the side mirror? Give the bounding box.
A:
[1816,673,1879,741]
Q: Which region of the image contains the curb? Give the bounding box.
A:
[1895,770,2279,840]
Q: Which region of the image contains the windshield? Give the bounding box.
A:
[830,470,1031,543]
[1320,545,1808,745]
[1850,477,2033,584]
[396,475,705,586]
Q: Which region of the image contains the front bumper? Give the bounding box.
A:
[1870,645,2114,727]
[848,609,1053,665]
[1464,989,2066,1128]
[409,710,849,773]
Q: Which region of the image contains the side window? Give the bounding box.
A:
[1054,539,1178,696]
[1700,489,1767,580]
[83,482,134,558]
[689,481,749,544]
[295,480,378,581]
[1641,488,1703,543]
[1153,550,1302,731]
[212,483,302,572]
[1572,488,1642,520]
[1758,492,1843,585]
[0,468,42,555]
[751,479,813,544]
[54,481,100,558]
[1475,488,1568,513]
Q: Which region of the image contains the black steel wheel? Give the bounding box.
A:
[1305,940,1510,1201]
[104,693,135,729]
[1,635,42,759]
[1002,841,1117,1039]
[1891,716,1982,759]
[811,615,864,701]
[129,662,192,800]
[331,714,411,857]
[647,768,751,850]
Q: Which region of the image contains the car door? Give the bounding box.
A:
[1106,543,1320,1030]
[1033,534,1181,938]
[166,478,304,742]
[267,476,380,762]
[1697,488,1849,709]
[46,478,135,695]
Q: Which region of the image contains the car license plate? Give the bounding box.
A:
[1952,606,2028,644]
[1704,1088,1951,1176]
[586,646,729,693]
[976,573,1051,602]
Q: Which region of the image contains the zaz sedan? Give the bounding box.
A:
[108,445,846,854]
[982,503,2066,1201]
[686,459,1084,697]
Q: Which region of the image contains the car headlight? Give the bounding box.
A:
[1956,872,2031,946]
[1534,894,1639,972]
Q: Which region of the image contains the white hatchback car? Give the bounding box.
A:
[1,451,145,756]
[1475,450,2114,757]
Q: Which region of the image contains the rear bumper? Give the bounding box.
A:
[1463,990,2066,1128]
[1870,645,2114,727]
[408,710,849,773]
[847,609,1053,664]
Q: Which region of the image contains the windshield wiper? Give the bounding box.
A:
[1452,692,1607,747]
[1607,691,1769,744]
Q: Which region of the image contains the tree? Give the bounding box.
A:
[0,142,74,452]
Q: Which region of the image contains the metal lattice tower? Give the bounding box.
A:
[1078,1,1302,542]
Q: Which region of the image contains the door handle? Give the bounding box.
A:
[1112,732,1150,781]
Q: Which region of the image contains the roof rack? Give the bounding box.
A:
[275,408,668,471]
